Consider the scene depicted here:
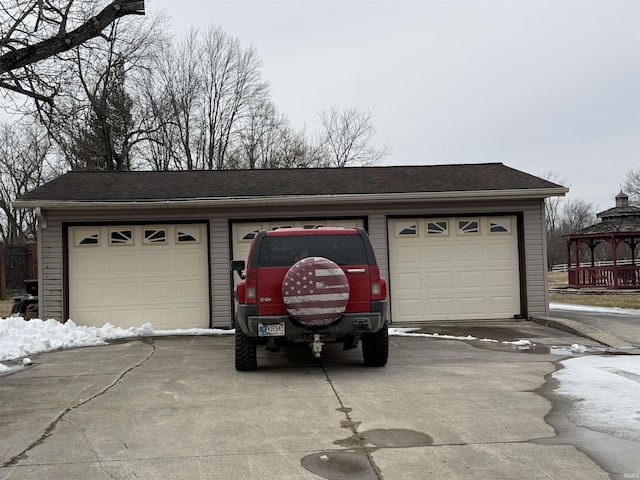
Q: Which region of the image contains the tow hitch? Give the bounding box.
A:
[311,334,324,358]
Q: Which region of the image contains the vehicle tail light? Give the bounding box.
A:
[369,266,387,300]
[244,269,257,303]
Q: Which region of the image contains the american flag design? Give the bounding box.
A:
[282,257,350,327]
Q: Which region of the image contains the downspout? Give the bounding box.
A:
[34,207,47,320]
[34,207,47,229]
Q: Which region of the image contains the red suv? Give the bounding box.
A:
[231,227,388,371]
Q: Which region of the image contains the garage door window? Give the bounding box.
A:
[427,221,448,236]
[110,229,133,245]
[144,228,166,244]
[489,218,511,234]
[177,227,201,244]
[458,220,479,235]
[75,230,100,246]
[395,221,417,237]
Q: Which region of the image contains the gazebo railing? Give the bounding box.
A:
[568,265,640,288]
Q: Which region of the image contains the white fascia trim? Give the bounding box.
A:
[13,187,568,210]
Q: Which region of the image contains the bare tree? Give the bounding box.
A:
[543,171,597,269]
[622,168,640,203]
[317,106,390,167]
[200,28,269,170]
[143,28,270,171]
[142,30,202,170]
[34,13,166,171]
[0,121,53,243]
[0,0,144,103]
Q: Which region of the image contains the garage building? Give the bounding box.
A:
[14,163,566,328]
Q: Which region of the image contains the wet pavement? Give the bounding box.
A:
[0,317,638,479]
[549,304,640,348]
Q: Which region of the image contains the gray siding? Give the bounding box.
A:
[367,214,388,281]
[522,200,550,318]
[209,218,232,328]
[38,219,64,321]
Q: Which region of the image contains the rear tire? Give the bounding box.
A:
[235,322,257,371]
[362,324,389,367]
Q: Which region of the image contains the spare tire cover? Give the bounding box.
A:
[282,257,350,327]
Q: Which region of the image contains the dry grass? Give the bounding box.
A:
[548,271,569,289]
[0,298,15,317]
[548,271,640,309]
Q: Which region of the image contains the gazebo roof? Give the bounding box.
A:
[566,191,640,238]
[570,217,640,236]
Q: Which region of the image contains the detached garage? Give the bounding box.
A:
[13,163,566,329]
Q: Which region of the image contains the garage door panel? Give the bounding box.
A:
[110,309,137,323]
[488,269,516,287]
[456,244,483,262]
[144,308,170,329]
[178,307,207,328]
[175,254,206,273]
[458,297,485,315]
[176,279,207,298]
[389,216,520,322]
[75,283,104,305]
[144,281,171,300]
[395,299,424,319]
[141,253,170,273]
[395,245,421,265]
[425,245,451,262]
[108,254,137,274]
[488,243,517,261]
[490,296,517,314]
[395,272,422,291]
[74,255,104,276]
[69,224,209,329]
[458,270,483,288]
[428,297,454,316]
[73,311,104,328]
[110,282,138,303]
[427,271,452,289]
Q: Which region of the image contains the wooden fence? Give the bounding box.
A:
[0,242,38,300]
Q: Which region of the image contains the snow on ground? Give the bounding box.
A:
[550,302,640,316]
[0,317,232,373]
[553,355,640,442]
[1,312,639,443]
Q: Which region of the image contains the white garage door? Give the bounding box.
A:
[68,224,209,329]
[388,216,520,322]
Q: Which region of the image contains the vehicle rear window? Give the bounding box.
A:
[258,235,369,267]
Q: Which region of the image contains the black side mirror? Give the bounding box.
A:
[230,260,246,279]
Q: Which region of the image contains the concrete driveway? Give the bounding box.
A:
[0,323,620,479]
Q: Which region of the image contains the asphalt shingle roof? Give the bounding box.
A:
[17,163,563,203]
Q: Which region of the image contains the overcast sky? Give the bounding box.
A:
[149,0,639,212]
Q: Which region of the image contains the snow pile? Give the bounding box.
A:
[389,328,537,347]
[389,328,477,341]
[553,355,640,441]
[0,317,233,373]
[550,302,640,316]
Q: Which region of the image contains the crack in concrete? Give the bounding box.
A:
[74,420,119,480]
[1,337,156,469]
[318,363,384,480]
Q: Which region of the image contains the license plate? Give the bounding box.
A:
[258,322,285,337]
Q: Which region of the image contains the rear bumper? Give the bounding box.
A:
[236,300,387,340]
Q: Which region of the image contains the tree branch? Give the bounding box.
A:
[0,79,53,103]
[0,0,144,74]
